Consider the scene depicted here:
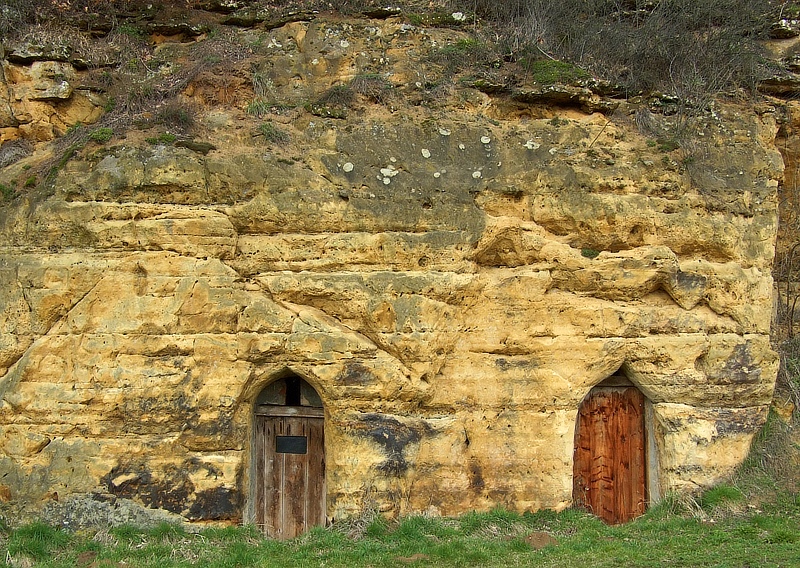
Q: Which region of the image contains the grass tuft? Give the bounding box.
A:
[258,122,290,144]
[6,522,70,562]
[699,484,744,510]
[88,127,113,143]
[523,59,590,85]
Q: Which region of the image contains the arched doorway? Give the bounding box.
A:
[573,372,647,524]
[253,374,325,539]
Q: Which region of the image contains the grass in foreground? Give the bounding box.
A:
[1,494,798,568]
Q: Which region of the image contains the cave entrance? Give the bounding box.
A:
[253,374,325,539]
[572,372,648,524]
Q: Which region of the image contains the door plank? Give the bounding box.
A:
[256,414,325,539]
[573,386,646,524]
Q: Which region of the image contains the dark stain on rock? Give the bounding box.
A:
[338,361,377,386]
[713,409,765,437]
[673,270,707,292]
[180,408,240,451]
[151,344,194,357]
[354,414,428,475]
[134,263,148,296]
[701,343,762,385]
[468,459,485,492]
[102,463,194,514]
[112,390,200,436]
[187,487,240,521]
[662,270,708,309]
[495,357,537,370]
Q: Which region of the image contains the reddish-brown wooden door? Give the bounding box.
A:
[254,409,325,539]
[573,386,646,524]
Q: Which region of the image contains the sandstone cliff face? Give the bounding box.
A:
[0,10,783,526]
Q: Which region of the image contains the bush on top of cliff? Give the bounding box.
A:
[456,0,778,101]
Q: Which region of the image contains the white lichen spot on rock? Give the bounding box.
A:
[390,157,397,163]
[459,143,465,150]
[481,136,491,144]
[451,12,466,21]
[524,140,540,150]
[439,128,451,136]
[312,58,319,65]
[340,40,350,48]
[343,162,354,172]
[472,170,482,179]
[383,177,391,185]
[421,149,431,158]
[549,147,558,155]
[380,166,399,178]
[434,172,440,178]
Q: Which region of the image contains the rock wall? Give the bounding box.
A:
[0,11,782,526]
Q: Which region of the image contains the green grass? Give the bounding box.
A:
[145,132,178,145]
[258,122,290,144]
[2,498,798,568]
[0,183,13,200]
[247,98,273,117]
[88,127,114,143]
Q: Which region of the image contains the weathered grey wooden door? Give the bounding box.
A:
[573,385,646,524]
[254,406,325,539]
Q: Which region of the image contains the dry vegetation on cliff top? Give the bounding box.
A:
[0,0,788,98]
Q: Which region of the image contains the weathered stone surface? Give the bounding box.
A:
[0,58,104,141]
[0,14,783,528]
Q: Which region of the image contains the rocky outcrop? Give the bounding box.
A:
[0,11,782,526]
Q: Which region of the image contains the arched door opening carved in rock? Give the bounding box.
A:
[253,374,325,539]
[573,372,648,524]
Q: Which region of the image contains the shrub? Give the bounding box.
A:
[252,68,274,99]
[431,38,498,74]
[0,139,32,169]
[350,74,393,103]
[88,127,113,143]
[156,101,194,131]
[145,132,177,145]
[306,84,356,118]
[258,122,290,144]
[0,0,37,36]
[247,99,272,117]
[656,138,680,152]
[316,84,355,107]
[116,22,145,37]
[457,0,777,99]
[524,59,589,85]
[0,183,14,201]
